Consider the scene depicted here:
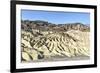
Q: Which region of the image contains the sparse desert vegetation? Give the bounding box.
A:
[21,20,90,62]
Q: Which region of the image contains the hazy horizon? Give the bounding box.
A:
[21,10,90,26]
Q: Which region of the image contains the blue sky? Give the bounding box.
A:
[21,10,90,25]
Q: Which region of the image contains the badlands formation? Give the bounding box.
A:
[21,20,90,62]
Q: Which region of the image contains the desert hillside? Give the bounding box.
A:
[21,20,90,62]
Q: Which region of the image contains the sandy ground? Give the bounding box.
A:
[22,56,90,63]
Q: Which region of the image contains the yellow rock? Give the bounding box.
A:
[22,52,31,61]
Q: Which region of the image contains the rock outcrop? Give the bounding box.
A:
[21,20,90,62]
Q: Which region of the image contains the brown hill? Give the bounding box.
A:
[21,20,90,32]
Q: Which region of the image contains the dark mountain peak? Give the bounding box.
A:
[21,20,90,32]
[33,20,48,23]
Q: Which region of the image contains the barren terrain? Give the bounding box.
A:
[21,20,90,62]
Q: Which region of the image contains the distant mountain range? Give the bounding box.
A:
[21,20,90,32]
